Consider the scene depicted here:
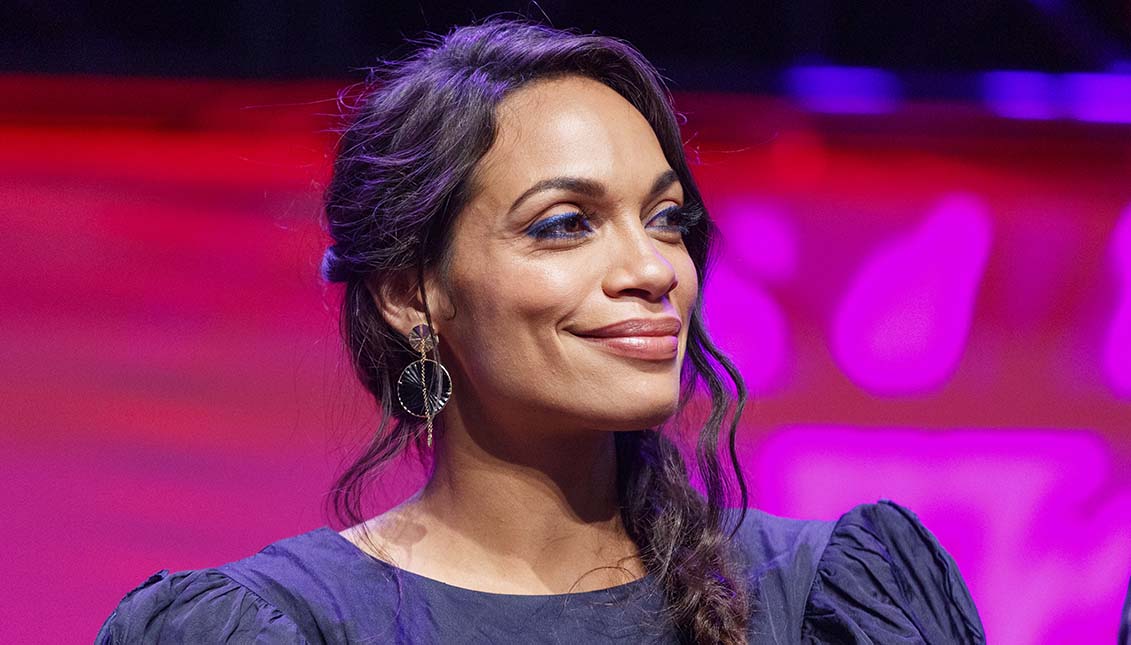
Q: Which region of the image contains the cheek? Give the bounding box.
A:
[482,260,587,324]
[446,253,589,366]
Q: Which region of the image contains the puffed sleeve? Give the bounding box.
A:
[95,568,308,644]
[801,501,985,644]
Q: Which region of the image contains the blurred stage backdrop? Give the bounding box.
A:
[3,3,1130,643]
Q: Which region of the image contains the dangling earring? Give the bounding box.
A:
[395,323,451,447]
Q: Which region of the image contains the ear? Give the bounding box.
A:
[366,266,449,339]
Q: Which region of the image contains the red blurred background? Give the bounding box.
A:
[2,73,1130,644]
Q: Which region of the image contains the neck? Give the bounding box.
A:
[395,397,644,593]
[425,414,621,532]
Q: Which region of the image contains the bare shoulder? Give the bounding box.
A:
[337,500,430,568]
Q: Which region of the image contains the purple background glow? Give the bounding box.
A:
[2,74,1129,643]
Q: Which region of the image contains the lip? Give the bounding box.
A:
[574,317,682,338]
[572,317,681,361]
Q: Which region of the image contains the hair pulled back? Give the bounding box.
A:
[321,17,752,644]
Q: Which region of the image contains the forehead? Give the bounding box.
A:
[471,75,671,209]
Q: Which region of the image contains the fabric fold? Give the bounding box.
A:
[801,501,986,644]
[95,567,308,644]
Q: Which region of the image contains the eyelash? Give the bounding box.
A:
[526,204,703,241]
[526,209,597,240]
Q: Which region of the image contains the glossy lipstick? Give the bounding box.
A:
[573,317,681,361]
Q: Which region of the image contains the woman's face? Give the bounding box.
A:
[433,74,699,434]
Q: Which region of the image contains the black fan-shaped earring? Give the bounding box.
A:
[395,323,451,447]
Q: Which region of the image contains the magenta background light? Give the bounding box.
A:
[702,260,792,395]
[2,75,1130,644]
[831,193,992,395]
[1105,204,1131,399]
[752,426,1131,645]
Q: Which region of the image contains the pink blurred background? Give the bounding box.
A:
[2,74,1129,643]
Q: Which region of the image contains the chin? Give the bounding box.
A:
[589,397,680,431]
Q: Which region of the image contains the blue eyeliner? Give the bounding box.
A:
[526,211,593,239]
[526,204,703,240]
[647,204,702,234]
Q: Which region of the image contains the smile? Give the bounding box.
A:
[574,334,679,361]
[571,316,682,361]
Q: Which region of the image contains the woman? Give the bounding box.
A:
[97,17,985,644]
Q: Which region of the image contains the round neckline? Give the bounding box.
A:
[316,526,654,600]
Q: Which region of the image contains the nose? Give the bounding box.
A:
[602,219,679,302]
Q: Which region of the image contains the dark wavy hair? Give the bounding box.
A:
[320,16,751,644]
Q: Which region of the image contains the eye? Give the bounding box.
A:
[526,210,596,240]
[646,203,703,235]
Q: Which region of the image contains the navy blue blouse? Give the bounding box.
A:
[96,500,985,643]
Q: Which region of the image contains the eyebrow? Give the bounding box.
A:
[507,169,681,216]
